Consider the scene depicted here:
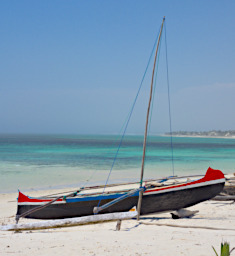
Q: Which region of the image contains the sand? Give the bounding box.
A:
[0,190,235,256]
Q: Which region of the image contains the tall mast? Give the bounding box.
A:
[137,17,165,220]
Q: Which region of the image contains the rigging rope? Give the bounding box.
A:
[146,32,163,172]
[96,26,162,210]
[148,33,163,133]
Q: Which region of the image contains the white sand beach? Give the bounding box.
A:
[0,189,235,256]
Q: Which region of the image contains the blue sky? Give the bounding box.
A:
[0,1,235,134]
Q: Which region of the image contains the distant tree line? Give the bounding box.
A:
[165,130,235,137]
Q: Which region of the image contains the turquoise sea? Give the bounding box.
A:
[0,134,234,193]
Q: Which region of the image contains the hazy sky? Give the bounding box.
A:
[0,1,235,134]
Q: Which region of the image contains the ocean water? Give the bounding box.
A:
[0,134,234,193]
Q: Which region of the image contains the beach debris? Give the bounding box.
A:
[170,209,199,219]
[140,222,235,231]
[212,195,235,201]
[222,175,235,197]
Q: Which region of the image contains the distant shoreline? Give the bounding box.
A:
[163,134,235,139]
[164,130,235,139]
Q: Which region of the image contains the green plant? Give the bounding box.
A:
[212,242,235,256]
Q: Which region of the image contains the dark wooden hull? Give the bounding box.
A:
[17,182,224,219]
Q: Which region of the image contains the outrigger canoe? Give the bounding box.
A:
[17,167,225,220]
